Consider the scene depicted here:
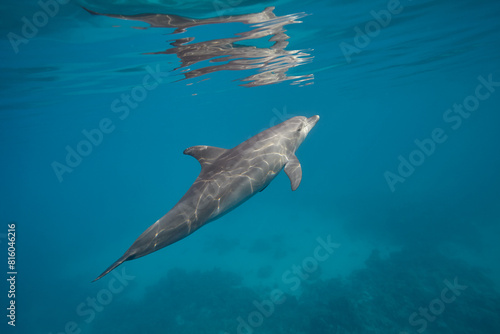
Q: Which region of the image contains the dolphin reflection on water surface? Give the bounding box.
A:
[83,6,314,87]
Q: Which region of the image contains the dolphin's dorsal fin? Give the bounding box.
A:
[284,154,302,191]
[184,145,228,168]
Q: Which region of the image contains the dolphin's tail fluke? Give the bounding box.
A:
[93,253,129,282]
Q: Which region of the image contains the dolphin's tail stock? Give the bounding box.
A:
[93,253,129,282]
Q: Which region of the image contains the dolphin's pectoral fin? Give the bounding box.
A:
[184,145,228,168]
[284,154,302,191]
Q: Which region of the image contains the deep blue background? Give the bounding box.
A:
[1,0,500,333]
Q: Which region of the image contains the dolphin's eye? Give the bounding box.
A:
[297,125,303,132]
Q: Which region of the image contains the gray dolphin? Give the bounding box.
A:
[94,115,319,281]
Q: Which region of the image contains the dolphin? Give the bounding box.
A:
[94,115,319,281]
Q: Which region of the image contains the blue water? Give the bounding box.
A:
[2,0,500,333]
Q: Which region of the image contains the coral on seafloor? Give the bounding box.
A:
[92,249,500,334]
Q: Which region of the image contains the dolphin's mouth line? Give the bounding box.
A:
[306,115,320,130]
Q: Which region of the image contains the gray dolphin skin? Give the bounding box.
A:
[94,115,319,281]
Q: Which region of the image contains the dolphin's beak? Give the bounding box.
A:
[307,115,320,129]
